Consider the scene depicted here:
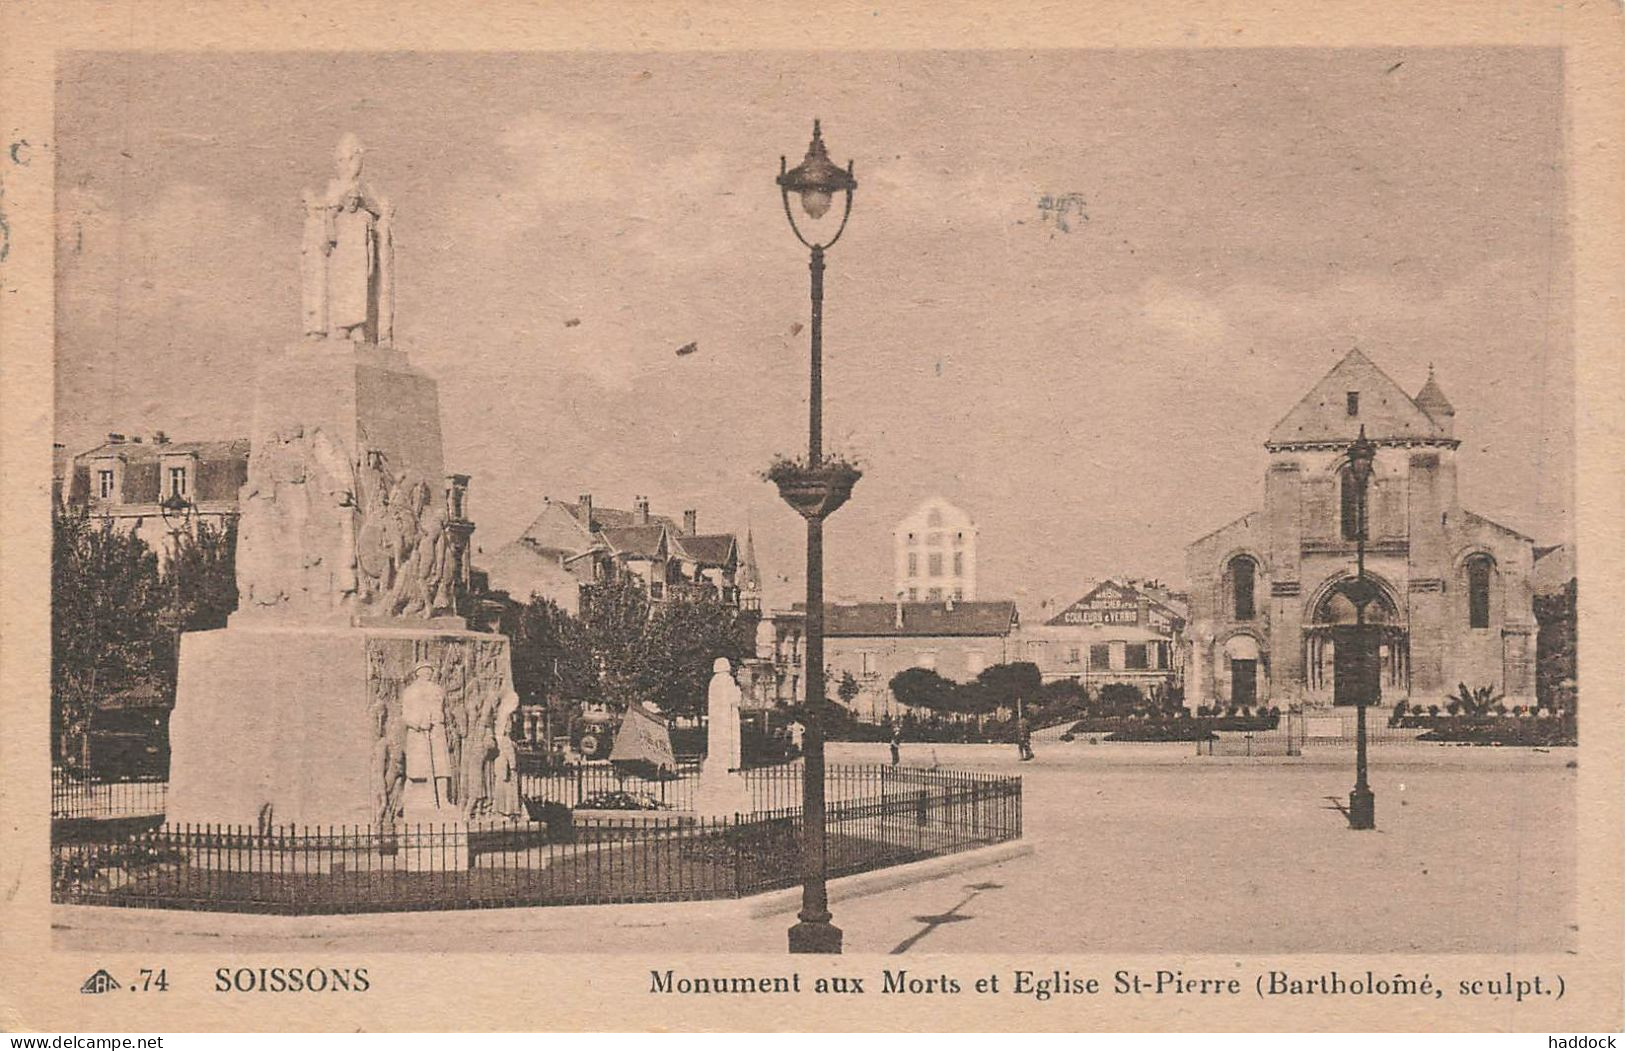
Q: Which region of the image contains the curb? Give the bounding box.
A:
[52,839,1034,943]
[746,839,1036,919]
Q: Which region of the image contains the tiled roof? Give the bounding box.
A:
[809,601,1019,638]
[562,503,679,533]
[598,525,667,559]
[672,533,736,566]
[76,438,251,463]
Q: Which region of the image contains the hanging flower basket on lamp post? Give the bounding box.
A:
[763,455,863,521]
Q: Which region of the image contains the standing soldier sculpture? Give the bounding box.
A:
[401,663,452,815]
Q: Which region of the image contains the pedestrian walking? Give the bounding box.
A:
[889,724,901,766]
[1017,714,1034,762]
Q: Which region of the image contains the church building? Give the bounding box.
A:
[1184,350,1537,710]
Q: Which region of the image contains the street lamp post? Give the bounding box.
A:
[159,493,196,689]
[1345,426,1377,831]
[771,120,858,955]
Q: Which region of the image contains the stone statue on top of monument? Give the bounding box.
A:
[235,133,461,626]
[301,132,395,344]
[168,134,520,839]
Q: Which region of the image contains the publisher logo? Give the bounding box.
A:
[80,969,121,994]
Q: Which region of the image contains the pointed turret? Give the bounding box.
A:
[1415,364,1456,437]
[738,526,762,609]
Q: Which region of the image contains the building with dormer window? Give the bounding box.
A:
[485,493,757,614]
[1184,350,1537,710]
[63,432,250,563]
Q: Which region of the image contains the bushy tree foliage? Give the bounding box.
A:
[506,575,756,722]
[52,509,169,762]
[637,587,755,719]
[973,661,1042,712]
[889,667,962,713]
[1535,578,1577,714]
[502,593,597,709]
[166,518,238,633]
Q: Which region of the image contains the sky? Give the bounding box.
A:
[54,48,1572,613]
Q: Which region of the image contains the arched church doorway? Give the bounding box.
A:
[1304,575,1408,707]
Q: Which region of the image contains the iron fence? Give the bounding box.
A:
[517,759,704,813]
[52,768,168,820]
[52,764,1022,913]
[1193,710,1512,755]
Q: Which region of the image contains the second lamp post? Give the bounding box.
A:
[768,120,859,955]
[1345,425,1378,830]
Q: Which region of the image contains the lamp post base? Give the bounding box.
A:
[788,915,844,954]
[1348,786,1376,830]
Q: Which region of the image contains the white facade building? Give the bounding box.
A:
[893,497,978,602]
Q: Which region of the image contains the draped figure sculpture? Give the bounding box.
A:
[301,133,395,344]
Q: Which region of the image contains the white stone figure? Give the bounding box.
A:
[490,689,523,820]
[706,657,743,772]
[400,662,452,818]
[298,133,396,344]
[695,657,750,818]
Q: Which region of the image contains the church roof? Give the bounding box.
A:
[1267,349,1450,449]
[1414,366,1456,423]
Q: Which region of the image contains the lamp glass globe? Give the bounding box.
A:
[800,188,833,219]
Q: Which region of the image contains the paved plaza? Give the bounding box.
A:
[56,741,1576,955]
[804,741,1576,955]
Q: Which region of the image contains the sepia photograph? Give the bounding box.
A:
[3,1,1621,1036]
[42,44,1579,955]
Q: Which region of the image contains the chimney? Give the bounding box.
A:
[635,496,651,525]
[683,509,697,536]
[577,493,593,531]
[107,433,126,444]
[152,431,169,445]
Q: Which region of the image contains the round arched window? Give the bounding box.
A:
[1228,556,1258,621]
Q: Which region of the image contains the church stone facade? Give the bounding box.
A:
[1185,350,1536,711]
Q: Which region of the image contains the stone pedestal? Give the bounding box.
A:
[167,624,513,830]
[694,768,751,819]
[233,340,452,627]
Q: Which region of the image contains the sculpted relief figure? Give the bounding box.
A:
[235,425,358,617]
[401,663,452,810]
[301,133,395,344]
[350,450,458,621]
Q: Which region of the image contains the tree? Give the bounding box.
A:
[836,670,861,707]
[889,667,960,715]
[556,574,757,720]
[1535,578,1577,714]
[576,575,652,707]
[974,661,1043,714]
[636,587,755,720]
[503,593,597,709]
[52,508,169,764]
[166,516,239,631]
